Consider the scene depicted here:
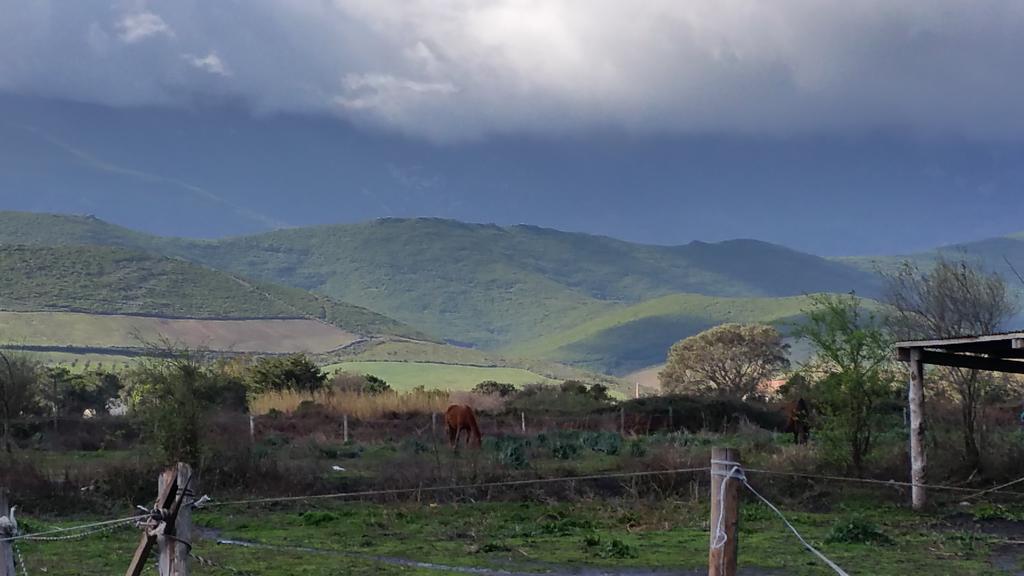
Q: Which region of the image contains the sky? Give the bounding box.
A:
[2,1,1024,254]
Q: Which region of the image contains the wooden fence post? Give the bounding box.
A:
[343,414,349,443]
[125,462,193,576]
[249,415,255,444]
[157,463,193,576]
[432,412,437,436]
[709,447,740,576]
[0,489,15,576]
[521,412,526,434]
[620,406,625,436]
[908,349,927,510]
[668,406,674,431]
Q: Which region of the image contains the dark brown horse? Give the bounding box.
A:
[784,398,811,445]
[445,404,482,450]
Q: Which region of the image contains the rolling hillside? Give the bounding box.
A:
[0,244,429,353]
[0,213,880,349]
[506,293,822,375]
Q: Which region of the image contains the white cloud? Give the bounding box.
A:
[185,52,230,77]
[116,11,173,44]
[3,0,1024,140]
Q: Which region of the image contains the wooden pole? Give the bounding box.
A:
[126,463,190,576]
[249,415,255,444]
[343,414,349,443]
[709,447,740,576]
[521,412,526,434]
[668,406,674,431]
[620,406,625,436]
[157,463,193,576]
[634,382,640,399]
[908,349,927,510]
[432,412,437,436]
[0,489,15,576]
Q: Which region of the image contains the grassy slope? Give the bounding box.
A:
[0,212,880,349]
[507,293,818,375]
[330,340,626,391]
[324,361,556,391]
[0,244,427,340]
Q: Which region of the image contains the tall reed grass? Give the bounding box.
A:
[251,389,503,419]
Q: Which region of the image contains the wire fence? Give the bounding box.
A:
[8,464,1024,575]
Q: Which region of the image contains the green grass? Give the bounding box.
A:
[16,500,1006,575]
[324,361,556,391]
[506,293,821,375]
[333,339,626,390]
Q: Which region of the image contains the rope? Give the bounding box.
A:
[0,514,149,543]
[204,466,711,508]
[740,475,851,576]
[14,541,27,576]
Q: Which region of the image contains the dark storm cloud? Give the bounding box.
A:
[2,1,1024,141]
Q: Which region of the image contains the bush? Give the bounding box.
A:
[473,381,518,397]
[506,381,614,415]
[825,516,894,545]
[330,372,391,395]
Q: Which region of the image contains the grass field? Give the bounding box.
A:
[506,293,822,375]
[324,360,556,391]
[0,311,360,354]
[15,495,1015,575]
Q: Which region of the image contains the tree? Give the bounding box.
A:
[0,351,39,453]
[795,294,896,475]
[249,354,327,395]
[659,324,790,400]
[473,381,518,397]
[124,347,247,465]
[883,257,1019,469]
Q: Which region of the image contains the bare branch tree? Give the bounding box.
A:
[882,256,1020,469]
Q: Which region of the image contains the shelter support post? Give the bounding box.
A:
[908,348,926,510]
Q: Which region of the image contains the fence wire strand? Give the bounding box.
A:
[204,466,712,508]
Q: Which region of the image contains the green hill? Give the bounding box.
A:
[506,293,822,375]
[174,219,880,348]
[0,244,427,340]
[0,211,885,352]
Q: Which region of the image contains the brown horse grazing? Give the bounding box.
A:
[784,398,811,445]
[445,404,482,450]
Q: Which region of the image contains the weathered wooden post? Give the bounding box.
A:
[668,406,674,431]
[634,382,640,399]
[343,414,349,443]
[125,462,193,576]
[709,447,740,576]
[908,349,927,510]
[0,489,16,576]
[432,412,438,436]
[521,412,526,434]
[157,463,193,576]
[248,415,256,444]
[620,406,625,436]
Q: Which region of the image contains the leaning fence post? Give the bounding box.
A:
[157,463,194,576]
[0,489,16,576]
[709,447,741,576]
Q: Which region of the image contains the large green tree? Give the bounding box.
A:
[659,323,790,400]
[796,294,895,475]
